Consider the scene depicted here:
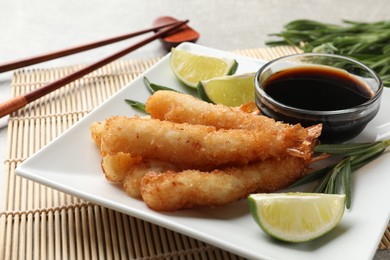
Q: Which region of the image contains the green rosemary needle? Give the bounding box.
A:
[124,99,146,112]
[125,77,180,112]
[143,77,179,93]
[290,139,390,208]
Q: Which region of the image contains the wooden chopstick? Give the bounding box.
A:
[0,20,182,73]
[0,20,189,118]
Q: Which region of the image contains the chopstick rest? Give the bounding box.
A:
[153,16,200,51]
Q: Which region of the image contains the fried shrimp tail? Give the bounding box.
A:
[140,156,309,211]
[145,91,321,159]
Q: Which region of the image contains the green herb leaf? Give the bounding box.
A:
[350,143,386,165]
[288,166,332,188]
[325,162,343,194]
[314,142,380,155]
[313,168,333,193]
[125,78,180,113]
[290,139,390,209]
[124,99,146,112]
[351,149,385,170]
[143,77,179,94]
[289,165,333,188]
[341,158,352,208]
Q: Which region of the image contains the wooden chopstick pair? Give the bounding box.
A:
[0,19,189,118]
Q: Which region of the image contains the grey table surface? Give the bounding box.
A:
[0,0,389,259]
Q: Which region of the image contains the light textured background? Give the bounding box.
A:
[0,0,389,259]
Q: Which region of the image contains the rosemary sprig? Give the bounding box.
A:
[125,77,179,112]
[266,19,390,86]
[290,139,390,208]
[143,77,179,93]
[124,99,146,112]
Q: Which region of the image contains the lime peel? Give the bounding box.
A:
[170,48,238,88]
[197,72,255,106]
[248,192,345,243]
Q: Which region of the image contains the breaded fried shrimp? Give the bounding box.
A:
[100,116,304,167]
[140,156,309,211]
[146,90,280,130]
[90,91,321,212]
[145,91,321,159]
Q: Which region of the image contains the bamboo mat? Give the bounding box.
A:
[1,45,389,260]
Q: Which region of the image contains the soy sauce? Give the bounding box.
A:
[263,66,373,111]
[257,65,380,143]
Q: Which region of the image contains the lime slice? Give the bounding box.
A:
[248,193,345,243]
[170,48,238,88]
[198,73,255,106]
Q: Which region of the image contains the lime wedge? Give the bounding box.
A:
[248,193,345,243]
[198,73,255,106]
[170,48,238,88]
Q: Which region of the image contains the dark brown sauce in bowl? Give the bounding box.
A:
[263,66,373,111]
[255,54,383,143]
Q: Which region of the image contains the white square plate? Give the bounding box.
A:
[16,43,390,260]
